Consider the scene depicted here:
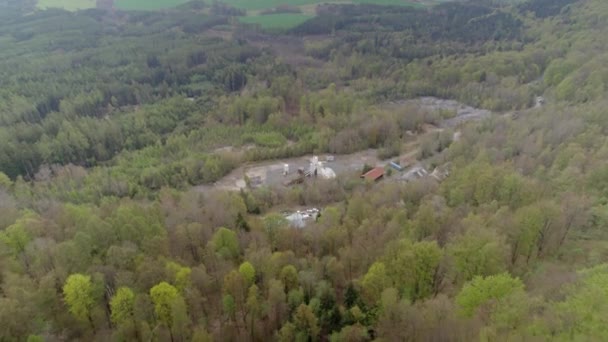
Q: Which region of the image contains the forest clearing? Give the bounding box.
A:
[195,96,489,192]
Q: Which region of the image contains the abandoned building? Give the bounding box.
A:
[362,167,385,182]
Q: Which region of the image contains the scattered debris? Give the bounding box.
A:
[430,166,450,181]
[281,156,336,186]
[400,166,429,182]
[283,175,305,187]
[310,156,336,180]
[399,164,450,183]
[248,175,264,188]
[285,208,320,228]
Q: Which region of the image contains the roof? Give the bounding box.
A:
[362,167,385,181]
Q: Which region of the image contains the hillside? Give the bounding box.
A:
[3,0,608,341]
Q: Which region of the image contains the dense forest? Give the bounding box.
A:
[3,0,608,340]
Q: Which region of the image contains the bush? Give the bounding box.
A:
[362,164,373,174]
[377,141,401,160]
[245,132,288,148]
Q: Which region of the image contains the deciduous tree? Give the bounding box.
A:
[211,227,240,259]
[63,274,97,329]
[456,273,524,318]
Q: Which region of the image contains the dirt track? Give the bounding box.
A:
[194,149,381,192]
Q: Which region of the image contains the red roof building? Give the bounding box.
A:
[362,167,385,182]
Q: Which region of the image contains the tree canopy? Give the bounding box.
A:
[1,0,608,340]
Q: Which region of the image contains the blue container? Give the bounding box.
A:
[389,161,403,171]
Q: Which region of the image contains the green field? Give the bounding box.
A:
[36,0,191,11]
[220,0,322,11]
[234,0,423,29]
[239,13,314,29]
[37,0,96,11]
[114,0,191,10]
[222,0,422,10]
[36,0,422,13]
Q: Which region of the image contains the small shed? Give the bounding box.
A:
[362,167,385,182]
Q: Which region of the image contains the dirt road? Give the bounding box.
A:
[194,149,381,192]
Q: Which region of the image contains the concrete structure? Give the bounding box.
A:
[310,156,319,175]
[318,163,336,179]
[535,96,546,108]
[309,156,336,180]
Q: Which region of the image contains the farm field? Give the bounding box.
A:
[36,0,192,11]
[234,0,425,28]
[36,0,424,14]
[223,0,423,10]
[239,13,314,29]
[222,0,326,11]
[114,0,191,10]
[36,0,96,10]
